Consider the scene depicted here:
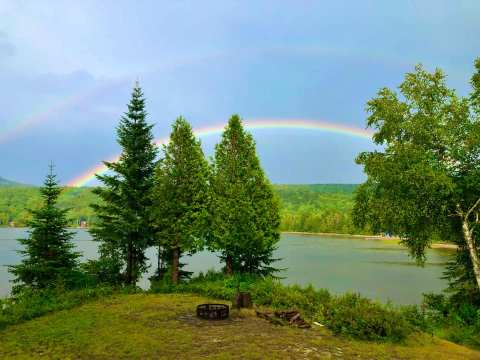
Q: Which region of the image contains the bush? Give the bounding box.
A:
[0,285,118,330]
[420,292,480,348]
[320,293,411,341]
[399,305,432,333]
[80,257,124,286]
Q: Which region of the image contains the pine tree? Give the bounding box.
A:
[210,115,280,275]
[9,164,80,292]
[151,117,209,284]
[90,82,157,286]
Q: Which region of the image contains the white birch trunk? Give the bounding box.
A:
[460,218,480,290]
[458,199,480,292]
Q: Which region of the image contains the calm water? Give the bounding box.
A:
[0,228,451,304]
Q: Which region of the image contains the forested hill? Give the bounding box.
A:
[0,176,25,186]
[0,183,365,234]
[275,184,365,234]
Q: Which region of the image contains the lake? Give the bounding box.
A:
[0,228,451,304]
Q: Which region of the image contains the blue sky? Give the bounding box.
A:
[0,1,479,185]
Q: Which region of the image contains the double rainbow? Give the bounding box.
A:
[66,118,373,187]
[0,78,129,144]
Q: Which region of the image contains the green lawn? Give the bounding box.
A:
[0,293,478,359]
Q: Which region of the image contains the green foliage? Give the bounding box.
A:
[0,286,117,330]
[150,271,412,342]
[275,184,369,234]
[209,115,281,275]
[151,117,210,283]
[90,83,157,286]
[0,186,99,227]
[444,243,480,307]
[1,183,363,234]
[320,293,410,341]
[80,257,125,287]
[8,166,81,293]
[353,60,480,296]
[420,292,480,348]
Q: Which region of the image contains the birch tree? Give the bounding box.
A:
[353,59,480,295]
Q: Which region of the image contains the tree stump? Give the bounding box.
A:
[234,292,253,308]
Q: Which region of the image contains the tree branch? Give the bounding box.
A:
[467,197,480,219]
[457,197,480,219]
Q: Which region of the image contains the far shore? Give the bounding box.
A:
[282,231,458,250]
[0,227,458,250]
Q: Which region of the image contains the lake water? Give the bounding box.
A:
[0,228,451,304]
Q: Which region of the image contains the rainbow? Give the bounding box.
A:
[66,118,374,187]
[0,78,129,144]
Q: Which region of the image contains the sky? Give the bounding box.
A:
[0,1,479,185]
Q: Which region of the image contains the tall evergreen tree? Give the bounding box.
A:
[151,117,209,284]
[210,115,280,275]
[90,82,157,286]
[9,164,80,292]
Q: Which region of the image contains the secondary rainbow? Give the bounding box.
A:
[0,78,129,144]
[66,118,374,187]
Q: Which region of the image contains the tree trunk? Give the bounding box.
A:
[234,292,252,308]
[171,247,180,284]
[157,245,162,277]
[461,218,480,290]
[225,254,233,276]
[126,241,133,285]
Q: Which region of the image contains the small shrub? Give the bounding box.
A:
[420,292,480,348]
[399,305,432,333]
[320,293,411,341]
[0,285,117,330]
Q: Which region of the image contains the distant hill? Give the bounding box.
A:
[0,183,368,234]
[0,176,24,186]
[274,184,358,193]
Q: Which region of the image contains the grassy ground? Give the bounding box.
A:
[0,293,478,359]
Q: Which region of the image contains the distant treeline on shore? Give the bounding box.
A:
[0,183,367,234]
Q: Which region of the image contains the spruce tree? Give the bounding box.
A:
[90,82,157,286]
[151,117,209,284]
[210,115,280,275]
[9,164,80,292]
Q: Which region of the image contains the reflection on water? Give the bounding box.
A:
[0,228,451,305]
[359,247,407,251]
[367,260,448,267]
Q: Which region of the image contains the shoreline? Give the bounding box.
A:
[0,227,458,250]
[282,231,458,250]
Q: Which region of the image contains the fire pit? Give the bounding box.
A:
[196,303,229,320]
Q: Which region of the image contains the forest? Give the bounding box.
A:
[0,183,364,234]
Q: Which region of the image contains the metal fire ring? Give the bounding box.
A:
[196,303,229,320]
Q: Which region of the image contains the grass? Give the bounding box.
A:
[0,286,117,329]
[0,292,478,359]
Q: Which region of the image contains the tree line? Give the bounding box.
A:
[9,83,280,291]
[0,183,363,234]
